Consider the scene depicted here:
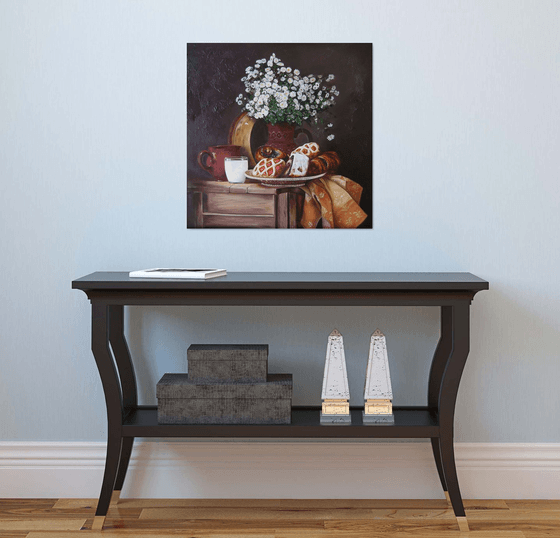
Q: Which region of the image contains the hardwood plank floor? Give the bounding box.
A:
[0,498,557,537]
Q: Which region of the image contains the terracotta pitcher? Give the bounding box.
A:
[265,123,313,155]
[197,145,243,181]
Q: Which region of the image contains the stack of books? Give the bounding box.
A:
[129,268,227,279]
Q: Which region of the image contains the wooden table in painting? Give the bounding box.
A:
[72,272,489,531]
[187,177,303,228]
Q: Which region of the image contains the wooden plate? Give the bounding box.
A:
[245,171,326,188]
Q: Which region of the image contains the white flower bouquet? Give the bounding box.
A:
[236,53,340,126]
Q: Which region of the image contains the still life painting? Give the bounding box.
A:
[187,43,372,229]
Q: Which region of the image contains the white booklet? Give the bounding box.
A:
[129,268,227,279]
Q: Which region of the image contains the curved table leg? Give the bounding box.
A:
[438,302,471,531]
[428,306,453,496]
[114,437,134,493]
[430,437,447,495]
[94,431,123,526]
[109,305,138,497]
[91,303,124,529]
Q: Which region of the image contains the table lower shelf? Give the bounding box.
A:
[122,406,439,438]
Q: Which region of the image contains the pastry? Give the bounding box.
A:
[308,151,342,175]
[253,158,287,178]
[283,152,309,177]
[255,145,288,162]
[292,142,320,160]
[321,151,342,170]
[308,156,328,175]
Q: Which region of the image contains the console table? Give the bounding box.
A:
[72,272,489,531]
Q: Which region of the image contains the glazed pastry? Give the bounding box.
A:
[308,156,328,175]
[321,151,342,170]
[292,142,320,160]
[308,151,342,175]
[283,152,309,177]
[253,158,287,178]
[255,145,288,162]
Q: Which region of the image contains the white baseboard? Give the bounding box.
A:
[1,441,559,499]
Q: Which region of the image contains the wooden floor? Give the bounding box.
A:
[0,498,559,537]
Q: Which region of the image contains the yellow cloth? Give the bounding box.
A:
[300,174,367,229]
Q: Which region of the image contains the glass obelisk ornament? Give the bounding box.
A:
[363,329,394,424]
[320,329,351,424]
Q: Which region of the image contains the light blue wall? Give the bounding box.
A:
[1,0,559,443]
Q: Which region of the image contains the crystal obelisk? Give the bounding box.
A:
[320,329,351,424]
[363,329,394,424]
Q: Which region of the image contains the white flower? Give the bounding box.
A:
[239,56,337,122]
[326,74,334,81]
[327,134,335,141]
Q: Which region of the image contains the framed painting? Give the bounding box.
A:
[187,43,372,229]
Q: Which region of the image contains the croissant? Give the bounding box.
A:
[308,157,328,175]
[254,145,288,162]
[308,151,342,175]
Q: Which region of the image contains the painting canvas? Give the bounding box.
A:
[187,43,372,229]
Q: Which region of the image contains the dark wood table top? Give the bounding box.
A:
[73,272,489,292]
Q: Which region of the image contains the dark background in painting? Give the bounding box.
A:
[187,43,373,228]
